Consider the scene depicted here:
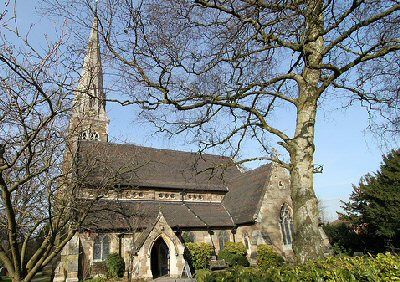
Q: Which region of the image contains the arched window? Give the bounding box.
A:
[280,204,294,248]
[89,131,99,141]
[93,235,110,261]
[79,131,87,140]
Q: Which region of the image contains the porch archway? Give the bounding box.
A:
[151,236,170,278]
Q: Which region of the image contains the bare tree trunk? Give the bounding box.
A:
[288,0,326,261]
[290,102,324,262]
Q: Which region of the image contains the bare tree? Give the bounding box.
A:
[43,0,400,261]
[0,4,126,281]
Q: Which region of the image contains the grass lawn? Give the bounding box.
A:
[0,277,12,282]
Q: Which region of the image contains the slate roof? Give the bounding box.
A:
[83,200,235,231]
[76,141,241,192]
[76,141,275,229]
[223,164,273,224]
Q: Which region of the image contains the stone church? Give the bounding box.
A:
[54,15,295,281]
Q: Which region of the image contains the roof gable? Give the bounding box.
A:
[223,164,273,224]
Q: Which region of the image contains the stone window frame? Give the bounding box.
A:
[93,234,110,262]
[80,130,100,141]
[89,131,99,140]
[280,203,294,250]
[80,131,88,140]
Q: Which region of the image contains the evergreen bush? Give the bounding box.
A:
[218,242,249,267]
[105,253,125,278]
[257,244,284,269]
[195,269,212,281]
[197,253,400,282]
[185,242,214,270]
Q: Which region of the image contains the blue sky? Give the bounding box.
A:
[10,1,399,221]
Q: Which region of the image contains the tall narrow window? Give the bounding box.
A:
[280,204,294,248]
[93,235,110,261]
[218,231,229,250]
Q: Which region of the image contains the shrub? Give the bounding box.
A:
[257,244,284,269]
[195,269,212,281]
[220,242,247,256]
[203,253,400,281]
[218,242,249,267]
[105,253,125,278]
[83,278,108,282]
[323,221,365,255]
[185,242,214,270]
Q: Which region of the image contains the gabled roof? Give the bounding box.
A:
[76,141,241,192]
[76,141,277,228]
[82,199,235,231]
[223,164,273,224]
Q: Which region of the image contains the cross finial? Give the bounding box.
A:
[271,148,281,159]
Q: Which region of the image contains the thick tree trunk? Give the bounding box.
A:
[289,103,325,262]
[288,0,326,262]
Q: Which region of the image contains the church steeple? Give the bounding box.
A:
[70,14,109,142]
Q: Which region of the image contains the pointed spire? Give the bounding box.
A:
[76,14,105,115]
[94,0,99,16]
[70,12,109,142]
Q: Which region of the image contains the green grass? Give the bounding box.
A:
[0,277,12,282]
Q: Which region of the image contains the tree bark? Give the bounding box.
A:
[290,101,325,262]
[288,0,326,261]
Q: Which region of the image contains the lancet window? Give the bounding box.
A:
[280,203,294,247]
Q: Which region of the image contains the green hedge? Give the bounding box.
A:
[218,242,249,267]
[257,244,284,269]
[186,242,214,270]
[196,253,400,281]
[105,253,125,278]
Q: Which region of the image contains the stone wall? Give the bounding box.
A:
[234,164,293,263]
[53,234,80,282]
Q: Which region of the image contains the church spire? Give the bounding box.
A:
[70,13,109,142]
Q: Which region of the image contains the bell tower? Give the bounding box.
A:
[69,13,109,142]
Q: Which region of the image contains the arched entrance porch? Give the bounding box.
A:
[151,236,170,278]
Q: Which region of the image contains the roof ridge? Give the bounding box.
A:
[220,202,235,226]
[181,201,208,227]
[79,140,234,160]
[229,163,273,181]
